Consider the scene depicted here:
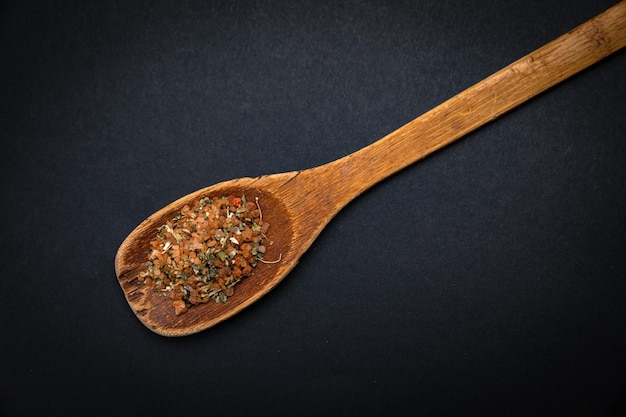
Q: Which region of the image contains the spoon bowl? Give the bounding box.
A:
[116,175,298,336]
[116,2,626,336]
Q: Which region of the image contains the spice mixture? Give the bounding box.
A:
[139,195,270,315]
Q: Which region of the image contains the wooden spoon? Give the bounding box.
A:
[116,2,626,336]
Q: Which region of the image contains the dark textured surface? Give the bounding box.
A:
[1,1,625,416]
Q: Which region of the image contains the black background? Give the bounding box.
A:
[2,1,625,416]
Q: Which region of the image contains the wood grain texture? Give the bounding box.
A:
[116,1,626,336]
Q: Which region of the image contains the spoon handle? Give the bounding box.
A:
[319,1,626,201]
